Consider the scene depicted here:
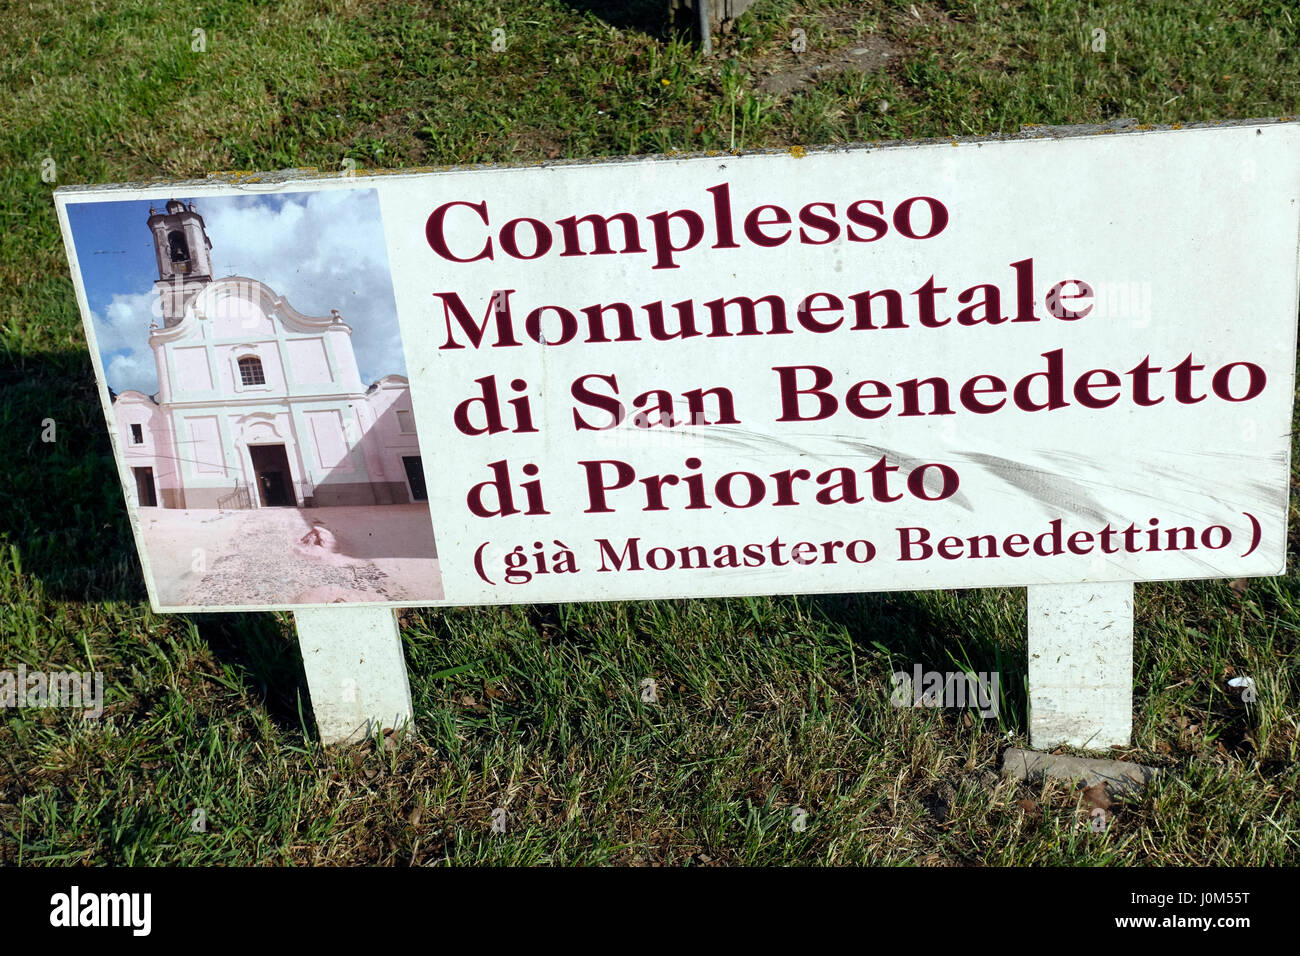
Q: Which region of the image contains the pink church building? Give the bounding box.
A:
[113,199,427,511]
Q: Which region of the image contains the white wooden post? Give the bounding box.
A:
[292,606,415,745]
[1027,582,1134,750]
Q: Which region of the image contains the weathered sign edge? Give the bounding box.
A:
[50,116,1300,196]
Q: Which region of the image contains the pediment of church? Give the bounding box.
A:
[150,276,352,343]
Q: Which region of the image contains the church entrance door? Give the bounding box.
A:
[249,444,294,507]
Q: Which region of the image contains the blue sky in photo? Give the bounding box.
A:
[66,188,407,395]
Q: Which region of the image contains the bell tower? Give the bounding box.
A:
[149,199,213,327]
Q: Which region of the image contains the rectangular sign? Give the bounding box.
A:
[56,121,1300,612]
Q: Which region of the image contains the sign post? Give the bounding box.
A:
[55,121,1300,751]
[293,606,413,745]
[1028,582,1134,749]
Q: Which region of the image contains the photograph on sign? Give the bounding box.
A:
[62,189,444,608]
[56,122,1300,613]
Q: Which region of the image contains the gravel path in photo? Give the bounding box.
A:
[187,510,398,605]
[137,505,443,607]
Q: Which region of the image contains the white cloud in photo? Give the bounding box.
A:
[92,291,163,394]
[202,190,406,386]
[105,351,159,396]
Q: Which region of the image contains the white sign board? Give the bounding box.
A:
[57,122,1300,613]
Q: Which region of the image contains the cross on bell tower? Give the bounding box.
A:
[149,199,213,328]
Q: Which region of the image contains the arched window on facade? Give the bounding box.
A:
[238,355,266,386]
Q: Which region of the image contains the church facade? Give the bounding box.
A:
[113,199,427,511]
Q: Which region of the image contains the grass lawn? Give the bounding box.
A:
[1,0,1298,865]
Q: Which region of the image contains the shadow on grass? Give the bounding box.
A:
[558,0,688,40]
[0,349,141,604]
[192,611,316,738]
[807,589,1028,732]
